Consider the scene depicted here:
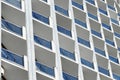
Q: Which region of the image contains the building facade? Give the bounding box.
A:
[1,0,120,80]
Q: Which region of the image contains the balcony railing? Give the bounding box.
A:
[1,48,24,66]
[102,23,111,30]
[55,5,69,16]
[111,18,119,25]
[81,58,94,69]
[1,19,22,36]
[86,0,95,5]
[60,48,75,60]
[63,72,78,80]
[91,30,102,38]
[36,61,55,76]
[113,74,120,80]
[88,13,98,21]
[98,66,110,76]
[72,1,83,10]
[78,37,91,48]
[94,47,106,56]
[32,11,49,24]
[105,39,115,46]
[75,19,87,28]
[109,56,119,64]
[114,32,120,38]
[108,5,115,11]
[4,0,21,9]
[34,35,52,49]
[57,25,72,37]
[99,8,107,15]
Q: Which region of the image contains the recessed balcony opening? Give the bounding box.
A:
[106,0,116,11]
[56,13,72,37]
[79,45,94,69]
[58,34,75,60]
[103,29,115,46]
[1,2,25,27]
[86,0,95,5]
[61,57,78,80]
[82,66,97,80]
[72,0,84,10]
[106,45,119,64]
[1,61,28,80]
[112,23,120,38]
[54,0,69,16]
[96,55,110,76]
[99,74,113,80]
[92,36,106,57]
[89,19,102,38]
[86,3,98,21]
[73,8,87,28]
[32,0,50,25]
[115,38,120,51]
[76,26,91,48]
[35,45,55,77]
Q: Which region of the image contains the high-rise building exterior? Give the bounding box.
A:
[1,0,120,80]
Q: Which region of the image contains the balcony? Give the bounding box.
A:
[55,5,69,16]
[60,48,75,60]
[1,19,22,36]
[81,58,94,69]
[86,0,95,5]
[111,18,119,25]
[88,13,98,21]
[36,61,55,77]
[99,8,107,15]
[57,25,72,37]
[91,29,102,38]
[4,0,21,9]
[78,37,91,48]
[98,66,110,76]
[95,47,106,56]
[32,11,49,24]
[102,23,111,30]
[114,32,120,38]
[63,72,78,80]
[105,39,115,46]
[113,74,120,80]
[108,5,115,11]
[109,56,119,64]
[72,1,83,10]
[75,19,87,28]
[1,48,24,66]
[34,35,52,49]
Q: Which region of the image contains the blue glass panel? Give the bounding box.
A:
[72,1,83,10]
[86,0,95,5]
[63,72,78,80]
[1,19,22,36]
[75,19,87,28]
[4,0,21,8]
[55,5,69,16]
[1,48,24,66]
[32,11,49,24]
[91,30,102,38]
[77,37,91,48]
[34,35,52,49]
[60,48,75,60]
[111,18,119,25]
[43,0,47,2]
[88,13,98,21]
[114,32,120,38]
[108,5,115,11]
[81,58,94,69]
[102,23,111,30]
[109,56,119,64]
[95,47,106,56]
[98,66,110,76]
[113,74,120,80]
[118,13,120,16]
[57,26,72,37]
[36,61,55,76]
[118,47,120,51]
[99,8,107,15]
[105,39,115,46]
